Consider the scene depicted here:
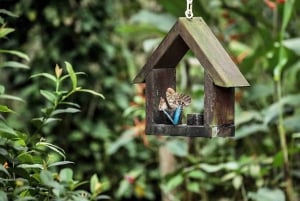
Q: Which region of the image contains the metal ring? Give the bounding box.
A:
[185,10,193,19]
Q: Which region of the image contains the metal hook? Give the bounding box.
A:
[185,0,193,19]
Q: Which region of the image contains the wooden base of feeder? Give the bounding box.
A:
[146,124,234,138]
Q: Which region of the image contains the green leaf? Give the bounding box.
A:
[235,124,269,139]
[44,118,61,125]
[292,132,300,138]
[96,195,111,200]
[0,147,8,157]
[0,27,14,38]
[59,168,73,182]
[283,38,300,55]
[32,117,61,128]
[0,191,8,201]
[48,161,74,168]
[60,101,81,108]
[77,89,105,99]
[40,170,55,186]
[30,73,57,82]
[166,174,184,190]
[273,151,284,167]
[51,107,80,116]
[17,164,44,169]
[116,180,131,198]
[232,175,243,190]
[40,90,56,103]
[0,61,30,69]
[248,188,285,201]
[0,165,10,177]
[0,85,4,94]
[90,174,100,194]
[36,142,65,159]
[199,163,223,173]
[281,0,295,34]
[0,9,19,17]
[107,130,135,155]
[60,72,85,82]
[0,105,14,113]
[65,61,77,90]
[0,121,17,136]
[0,94,24,102]
[166,139,188,157]
[0,50,29,61]
[187,182,200,193]
[187,170,206,180]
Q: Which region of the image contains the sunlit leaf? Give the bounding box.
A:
[233,175,243,190]
[51,107,80,116]
[283,38,300,55]
[78,89,105,99]
[65,61,77,90]
[248,188,285,201]
[0,94,24,102]
[91,174,102,195]
[0,121,17,136]
[166,174,184,190]
[0,50,29,61]
[40,90,56,103]
[199,163,223,173]
[30,73,57,82]
[17,164,44,169]
[60,72,85,82]
[0,27,14,38]
[187,182,200,193]
[36,142,65,159]
[0,61,29,69]
[96,195,111,200]
[48,161,74,168]
[60,101,81,108]
[59,168,73,183]
[0,105,14,113]
[186,170,206,180]
[0,191,8,201]
[44,118,61,125]
[40,170,56,186]
[292,132,300,138]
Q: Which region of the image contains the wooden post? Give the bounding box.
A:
[204,72,235,137]
[145,68,176,133]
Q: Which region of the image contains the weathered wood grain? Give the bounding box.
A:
[178,17,249,87]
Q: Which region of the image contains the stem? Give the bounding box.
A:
[276,79,295,201]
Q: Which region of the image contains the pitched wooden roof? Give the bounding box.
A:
[133,17,250,87]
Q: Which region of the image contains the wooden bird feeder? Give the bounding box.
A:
[133,17,250,138]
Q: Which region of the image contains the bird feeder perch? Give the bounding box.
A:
[133,17,250,137]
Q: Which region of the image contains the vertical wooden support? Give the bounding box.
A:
[145,68,176,133]
[204,72,235,137]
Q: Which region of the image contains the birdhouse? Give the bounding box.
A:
[133,17,250,137]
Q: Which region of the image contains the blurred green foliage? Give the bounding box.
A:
[0,16,107,199]
[1,0,300,200]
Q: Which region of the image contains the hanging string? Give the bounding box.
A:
[185,0,193,19]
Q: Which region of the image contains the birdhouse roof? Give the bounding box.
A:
[133,17,250,87]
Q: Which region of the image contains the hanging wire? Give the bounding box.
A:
[185,0,193,19]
